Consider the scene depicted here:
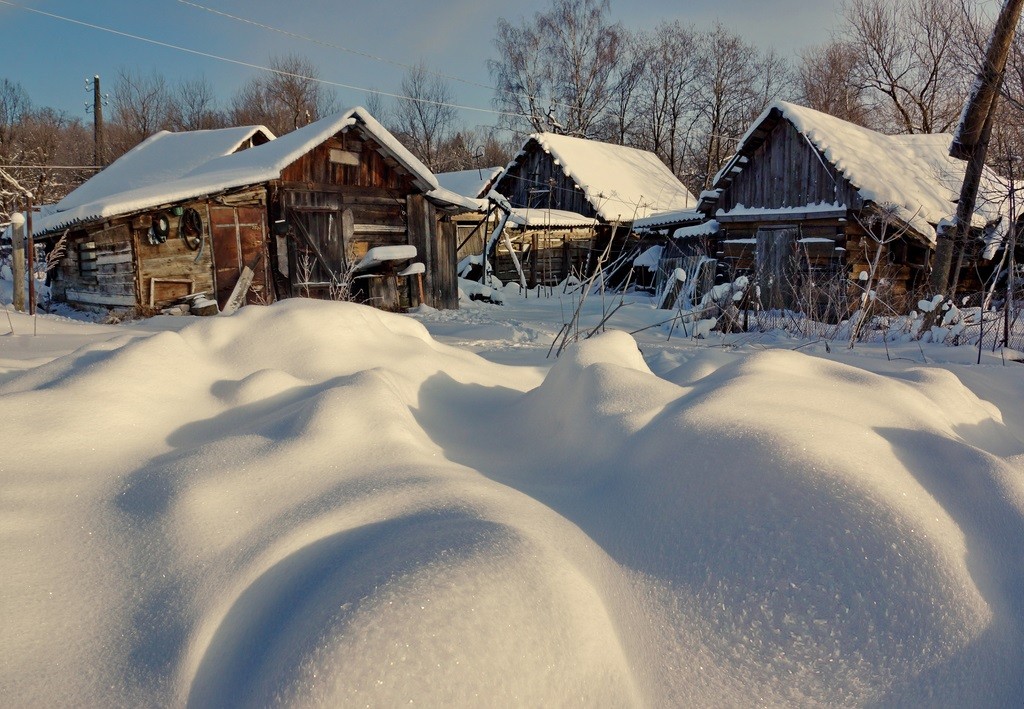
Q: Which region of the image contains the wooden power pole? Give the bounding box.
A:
[91,75,105,168]
[931,0,1024,295]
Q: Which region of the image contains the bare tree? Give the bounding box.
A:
[796,41,875,126]
[363,89,387,119]
[489,15,549,133]
[543,0,624,137]
[428,127,516,172]
[688,24,792,191]
[606,30,648,145]
[169,76,227,131]
[489,0,624,138]
[1,90,92,224]
[391,63,459,172]
[109,67,173,153]
[633,21,702,176]
[0,78,30,153]
[841,0,966,133]
[230,54,338,135]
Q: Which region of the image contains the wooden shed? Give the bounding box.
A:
[36,126,273,311]
[35,108,464,315]
[683,101,1008,313]
[491,132,695,282]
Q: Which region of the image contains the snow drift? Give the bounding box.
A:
[2,300,1023,706]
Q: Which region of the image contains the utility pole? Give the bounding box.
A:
[931,0,1024,295]
[87,75,106,168]
[26,196,35,316]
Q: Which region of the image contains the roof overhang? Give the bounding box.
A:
[715,206,848,223]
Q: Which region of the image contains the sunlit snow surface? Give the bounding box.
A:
[2,296,1024,706]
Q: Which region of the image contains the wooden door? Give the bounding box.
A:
[210,205,270,308]
[756,226,797,310]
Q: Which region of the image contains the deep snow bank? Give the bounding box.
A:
[2,300,1023,706]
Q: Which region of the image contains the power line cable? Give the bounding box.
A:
[173,0,617,127]
[176,0,500,95]
[1,165,103,170]
[0,0,526,120]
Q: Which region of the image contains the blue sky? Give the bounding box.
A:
[0,0,840,130]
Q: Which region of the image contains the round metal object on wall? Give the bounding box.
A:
[179,208,203,250]
[153,213,170,242]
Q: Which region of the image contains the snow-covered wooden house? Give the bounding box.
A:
[691,101,1008,312]
[436,164,599,287]
[34,107,466,315]
[491,133,695,285]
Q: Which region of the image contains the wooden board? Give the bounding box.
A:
[210,204,271,308]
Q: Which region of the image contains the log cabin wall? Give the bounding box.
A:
[704,114,934,315]
[55,223,138,310]
[704,217,928,314]
[494,142,598,219]
[136,201,217,310]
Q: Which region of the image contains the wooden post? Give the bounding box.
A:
[93,75,105,167]
[529,232,539,290]
[26,198,35,316]
[10,212,25,312]
[416,272,425,305]
[935,0,1024,295]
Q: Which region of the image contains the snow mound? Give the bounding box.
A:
[3,300,1024,706]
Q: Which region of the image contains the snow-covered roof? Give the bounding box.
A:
[633,244,662,270]
[724,101,1007,243]
[54,125,274,214]
[425,185,482,212]
[716,202,848,220]
[632,209,704,232]
[35,107,440,236]
[435,166,504,199]
[673,219,720,239]
[507,208,598,228]
[513,133,696,222]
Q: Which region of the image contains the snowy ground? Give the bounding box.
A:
[2,285,1023,706]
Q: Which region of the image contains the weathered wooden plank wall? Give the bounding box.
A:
[137,201,218,309]
[719,121,862,212]
[56,223,137,308]
[434,217,458,309]
[274,125,457,309]
[495,143,598,219]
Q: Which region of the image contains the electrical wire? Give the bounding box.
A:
[0,165,103,170]
[173,0,607,124]
[176,0,500,95]
[0,0,527,120]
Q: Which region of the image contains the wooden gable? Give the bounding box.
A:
[279,125,417,193]
[494,140,599,221]
[716,118,863,214]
